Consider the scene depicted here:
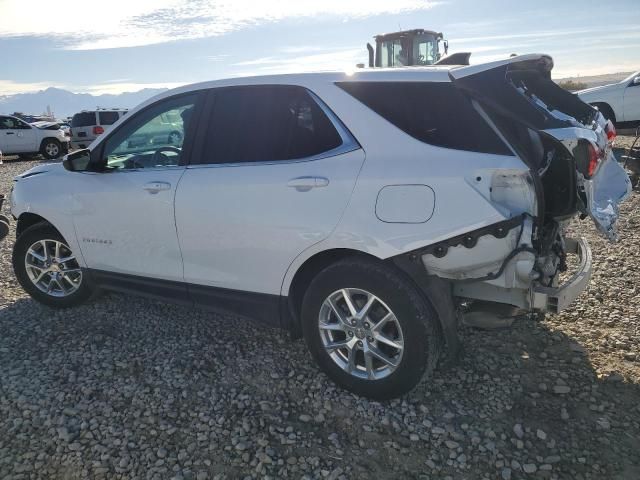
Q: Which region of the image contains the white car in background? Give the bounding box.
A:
[578,71,640,128]
[0,115,70,159]
[5,55,632,399]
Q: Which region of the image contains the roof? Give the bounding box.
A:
[374,29,443,40]
[127,53,553,120]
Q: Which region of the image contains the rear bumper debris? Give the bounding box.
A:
[531,237,592,313]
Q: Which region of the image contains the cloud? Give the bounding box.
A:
[0,79,56,95]
[0,0,440,50]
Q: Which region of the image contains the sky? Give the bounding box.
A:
[0,0,639,95]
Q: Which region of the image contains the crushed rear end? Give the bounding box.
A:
[432,55,631,315]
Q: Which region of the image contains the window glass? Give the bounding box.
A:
[71,112,96,127]
[98,111,120,125]
[412,35,437,65]
[380,39,408,67]
[204,86,343,164]
[101,95,196,170]
[0,116,30,129]
[336,82,512,155]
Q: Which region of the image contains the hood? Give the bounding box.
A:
[14,162,62,180]
[576,84,613,95]
[31,121,62,130]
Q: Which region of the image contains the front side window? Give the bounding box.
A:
[101,94,197,170]
[0,117,31,129]
[203,86,343,164]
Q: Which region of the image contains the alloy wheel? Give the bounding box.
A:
[24,239,82,297]
[318,288,404,380]
[45,142,60,157]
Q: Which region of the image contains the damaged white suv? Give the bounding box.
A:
[6,55,631,399]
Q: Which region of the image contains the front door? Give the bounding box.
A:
[175,86,364,307]
[71,93,201,294]
[0,116,38,154]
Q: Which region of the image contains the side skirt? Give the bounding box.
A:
[85,269,284,329]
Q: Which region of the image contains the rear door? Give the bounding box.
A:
[174,85,364,313]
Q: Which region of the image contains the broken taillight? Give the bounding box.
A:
[587,142,601,177]
[605,120,616,142]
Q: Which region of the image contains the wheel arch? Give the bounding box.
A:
[590,102,617,124]
[285,248,379,337]
[16,212,62,239]
[38,136,61,156]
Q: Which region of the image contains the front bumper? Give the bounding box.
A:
[531,237,592,313]
[0,194,9,242]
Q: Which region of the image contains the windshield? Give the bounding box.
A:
[379,33,440,67]
[622,71,640,83]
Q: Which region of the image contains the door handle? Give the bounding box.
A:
[6,132,14,135]
[143,181,171,194]
[287,176,330,192]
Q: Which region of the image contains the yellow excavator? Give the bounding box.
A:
[364,29,471,68]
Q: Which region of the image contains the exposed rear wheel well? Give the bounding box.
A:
[16,213,59,239]
[287,249,379,335]
[590,102,616,124]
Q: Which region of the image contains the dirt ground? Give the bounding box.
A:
[0,138,639,479]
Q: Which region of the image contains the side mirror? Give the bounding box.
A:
[633,76,640,86]
[62,149,92,172]
[443,39,449,55]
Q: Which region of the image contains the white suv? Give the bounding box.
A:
[70,108,128,150]
[6,55,631,399]
[0,115,70,159]
[578,71,640,129]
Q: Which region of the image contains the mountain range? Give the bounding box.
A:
[0,87,168,119]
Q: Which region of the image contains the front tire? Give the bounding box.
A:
[13,223,93,308]
[41,139,62,160]
[301,258,442,400]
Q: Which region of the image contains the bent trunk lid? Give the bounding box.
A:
[450,54,631,241]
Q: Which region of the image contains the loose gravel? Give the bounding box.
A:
[1,149,639,480]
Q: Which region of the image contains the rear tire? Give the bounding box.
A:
[301,258,442,399]
[41,139,62,160]
[13,223,94,308]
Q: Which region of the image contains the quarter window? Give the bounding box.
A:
[100,95,197,170]
[98,111,120,125]
[336,82,513,155]
[71,112,96,127]
[203,86,343,164]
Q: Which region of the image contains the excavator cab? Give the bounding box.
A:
[366,29,470,68]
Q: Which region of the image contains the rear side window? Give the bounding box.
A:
[336,81,512,155]
[98,111,120,125]
[203,86,343,164]
[71,112,96,127]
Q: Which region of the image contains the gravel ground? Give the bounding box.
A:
[0,146,639,480]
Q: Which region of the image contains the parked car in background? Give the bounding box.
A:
[5,55,631,398]
[70,108,128,149]
[0,115,69,159]
[578,71,640,128]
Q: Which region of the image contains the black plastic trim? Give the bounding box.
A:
[403,215,525,260]
[86,269,283,328]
